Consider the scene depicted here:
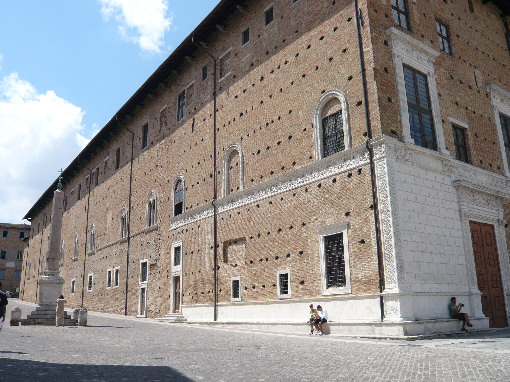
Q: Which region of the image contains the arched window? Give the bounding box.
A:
[120,207,128,239]
[173,178,184,217]
[313,89,351,160]
[73,234,79,259]
[88,224,96,253]
[60,240,65,266]
[146,190,157,228]
[222,144,245,197]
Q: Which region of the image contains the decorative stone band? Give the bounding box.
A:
[170,143,370,230]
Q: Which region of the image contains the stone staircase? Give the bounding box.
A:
[20,305,78,326]
[155,312,187,323]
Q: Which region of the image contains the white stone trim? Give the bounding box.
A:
[319,222,351,296]
[277,269,291,299]
[386,27,448,154]
[222,143,245,197]
[171,241,183,274]
[113,266,120,288]
[313,89,351,160]
[487,84,510,176]
[448,117,469,130]
[231,276,241,302]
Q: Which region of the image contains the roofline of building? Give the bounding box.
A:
[0,223,30,229]
[23,0,247,220]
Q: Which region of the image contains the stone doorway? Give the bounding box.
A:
[173,276,181,313]
[139,286,147,317]
[469,221,508,328]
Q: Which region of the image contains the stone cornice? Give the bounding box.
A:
[385,27,440,61]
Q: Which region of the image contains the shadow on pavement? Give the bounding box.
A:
[0,358,194,382]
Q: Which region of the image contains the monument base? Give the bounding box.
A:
[21,304,77,326]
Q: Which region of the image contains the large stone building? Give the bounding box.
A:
[0,223,29,293]
[20,0,510,335]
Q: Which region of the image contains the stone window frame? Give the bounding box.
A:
[277,269,291,299]
[139,259,149,284]
[88,224,96,253]
[231,276,241,302]
[241,28,250,46]
[313,89,351,161]
[87,273,93,292]
[318,221,351,296]
[106,268,112,289]
[222,143,245,197]
[387,27,449,155]
[138,285,148,317]
[71,279,76,294]
[146,190,157,228]
[120,206,129,239]
[172,176,185,218]
[73,234,79,260]
[113,266,121,288]
[171,241,183,273]
[487,84,510,177]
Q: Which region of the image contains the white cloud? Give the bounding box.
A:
[99,0,172,53]
[0,72,89,223]
[0,55,3,71]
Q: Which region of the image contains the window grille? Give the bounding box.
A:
[278,272,289,296]
[403,65,437,150]
[324,233,346,288]
[322,111,345,157]
[232,279,240,300]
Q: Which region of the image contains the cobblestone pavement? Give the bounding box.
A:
[1,300,510,382]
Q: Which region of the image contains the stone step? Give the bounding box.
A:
[155,313,187,323]
[21,318,78,326]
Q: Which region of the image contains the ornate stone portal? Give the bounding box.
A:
[21,188,77,326]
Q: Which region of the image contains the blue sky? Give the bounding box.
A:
[0,1,219,223]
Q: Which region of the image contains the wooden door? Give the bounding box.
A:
[173,276,181,312]
[470,221,508,328]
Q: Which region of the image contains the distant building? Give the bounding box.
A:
[0,223,30,293]
[20,0,510,335]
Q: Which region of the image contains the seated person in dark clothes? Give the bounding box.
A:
[448,297,472,332]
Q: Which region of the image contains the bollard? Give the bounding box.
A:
[77,307,88,326]
[10,307,22,326]
[72,308,80,321]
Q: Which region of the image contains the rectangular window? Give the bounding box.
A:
[114,267,120,287]
[500,113,510,170]
[142,124,149,149]
[202,65,208,81]
[324,233,346,289]
[1,250,7,260]
[177,90,186,121]
[231,277,241,302]
[277,270,291,298]
[107,269,112,288]
[71,279,76,294]
[18,231,25,239]
[115,148,121,170]
[322,111,345,157]
[88,274,93,291]
[219,49,232,80]
[140,260,148,283]
[15,270,21,281]
[265,6,274,26]
[242,28,250,46]
[94,167,99,187]
[453,125,469,163]
[16,251,23,260]
[173,245,181,267]
[2,230,8,238]
[391,0,410,31]
[436,20,452,55]
[403,65,437,150]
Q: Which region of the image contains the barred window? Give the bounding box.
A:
[107,269,112,288]
[391,0,410,31]
[324,233,346,289]
[404,65,437,150]
[277,270,291,298]
[322,111,345,157]
[231,277,241,301]
[88,274,93,291]
[453,125,469,163]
